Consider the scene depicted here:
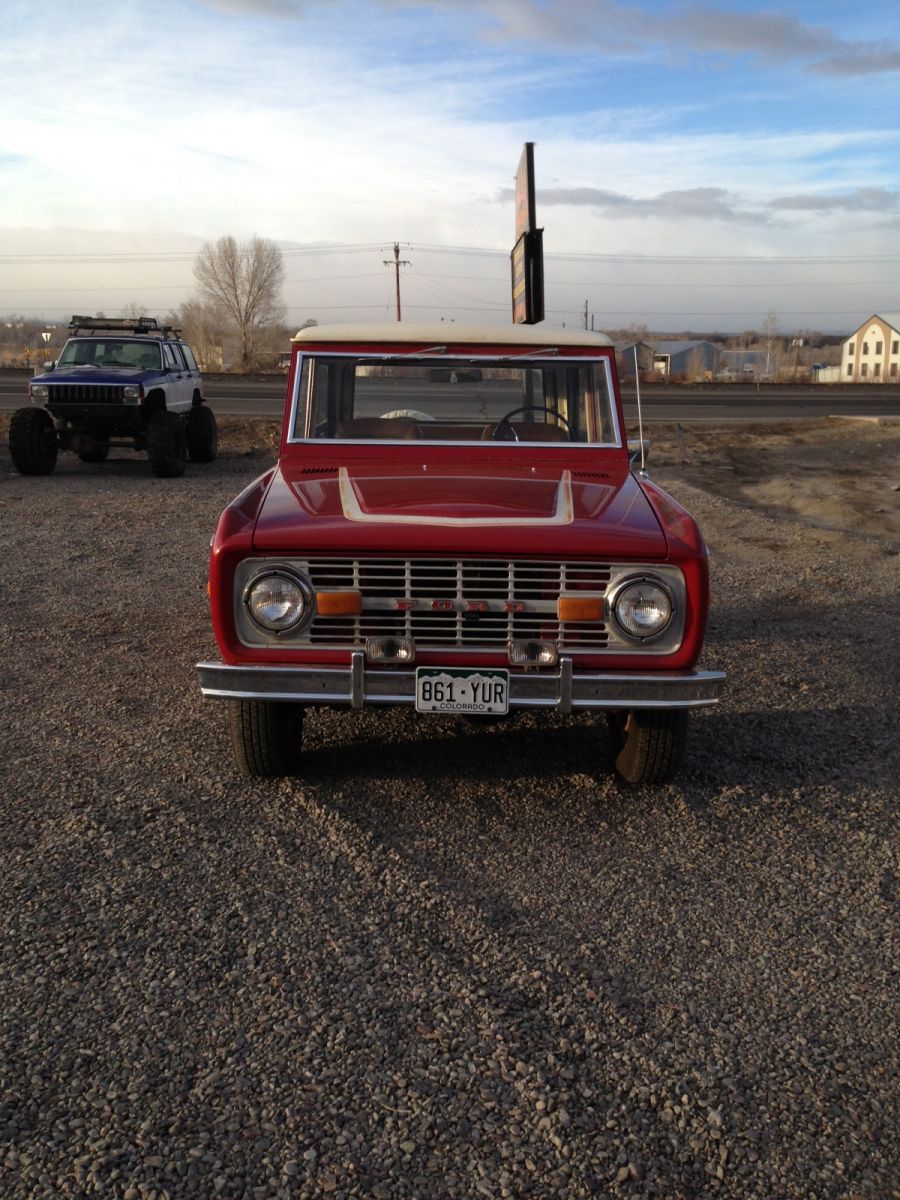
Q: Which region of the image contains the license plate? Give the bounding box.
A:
[415,667,509,715]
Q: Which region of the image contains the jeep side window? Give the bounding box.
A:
[180,344,199,372]
[163,344,184,370]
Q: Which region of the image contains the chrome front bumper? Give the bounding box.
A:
[197,655,725,713]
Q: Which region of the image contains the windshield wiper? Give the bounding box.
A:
[392,344,448,357]
[493,348,559,361]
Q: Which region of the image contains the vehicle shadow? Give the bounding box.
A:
[297,699,897,800]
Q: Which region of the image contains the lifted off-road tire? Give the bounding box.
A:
[186,404,218,463]
[607,708,689,786]
[147,412,187,478]
[227,700,304,778]
[9,407,58,475]
[78,437,109,464]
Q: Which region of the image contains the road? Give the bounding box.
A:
[1,369,897,421]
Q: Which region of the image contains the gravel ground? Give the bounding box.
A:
[1,420,897,1200]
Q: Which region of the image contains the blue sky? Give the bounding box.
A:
[1,0,899,332]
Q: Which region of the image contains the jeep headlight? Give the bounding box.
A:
[30,384,49,401]
[243,570,313,633]
[123,384,142,402]
[612,578,674,641]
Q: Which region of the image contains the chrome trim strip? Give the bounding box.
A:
[197,658,725,710]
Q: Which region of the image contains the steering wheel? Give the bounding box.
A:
[490,405,572,441]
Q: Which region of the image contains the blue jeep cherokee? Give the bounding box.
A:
[9,315,217,477]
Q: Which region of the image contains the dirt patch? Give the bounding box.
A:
[644,418,900,542]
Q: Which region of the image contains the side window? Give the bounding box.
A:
[180,344,199,372]
[163,343,184,370]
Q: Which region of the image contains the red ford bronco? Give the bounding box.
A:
[198,323,724,784]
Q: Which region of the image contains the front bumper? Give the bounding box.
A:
[197,655,725,713]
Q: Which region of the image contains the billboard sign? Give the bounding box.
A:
[515,142,536,240]
[510,143,544,324]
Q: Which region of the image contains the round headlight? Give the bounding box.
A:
[30,384,49,401]
[245,571,311,632]
[613,578,673,640]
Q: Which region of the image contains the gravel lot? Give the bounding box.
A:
[1,417,897,1200]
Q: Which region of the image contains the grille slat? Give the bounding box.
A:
[296,557,610,651]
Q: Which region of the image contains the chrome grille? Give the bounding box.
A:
[49,384,127,404]
[299,558,611,651]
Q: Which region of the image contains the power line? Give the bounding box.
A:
[4,238,900,267]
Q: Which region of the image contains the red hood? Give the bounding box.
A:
[251,460,668,558]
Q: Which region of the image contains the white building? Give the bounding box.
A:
[841,314,900,382]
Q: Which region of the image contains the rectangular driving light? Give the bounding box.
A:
[365,637,415,664]
[557,594,604,622]
[508,640,558,668]
[315,590,362,616]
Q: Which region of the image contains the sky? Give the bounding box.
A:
[1,0,899,335]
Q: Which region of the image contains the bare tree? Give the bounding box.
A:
[763,309,780,377]
[171,300,229,371]
[193,235,285,371]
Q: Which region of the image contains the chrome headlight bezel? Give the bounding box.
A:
[30,384,49,402]
[242,568,315,635]
[608,575,676,643]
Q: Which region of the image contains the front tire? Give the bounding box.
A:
[607,708,688,785]
[9,407,58,475]
[147,412,186,477]
[186,404,218,463]
[227,700,304,778]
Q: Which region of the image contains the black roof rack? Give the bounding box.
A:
[68,315,182,338]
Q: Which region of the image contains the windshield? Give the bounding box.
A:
[291,354,618,446]
[57,339,162,369]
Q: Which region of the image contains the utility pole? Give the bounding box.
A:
[383,242,411,322]
[583,299,589,330]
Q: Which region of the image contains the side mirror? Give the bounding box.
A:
[43,360,55,371]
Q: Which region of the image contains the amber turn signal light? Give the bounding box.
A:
[315,590,362,616]
[557,594,604,622]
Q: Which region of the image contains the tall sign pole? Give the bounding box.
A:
[510,142,544,324]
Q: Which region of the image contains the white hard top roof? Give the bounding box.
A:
[292,322,613,348]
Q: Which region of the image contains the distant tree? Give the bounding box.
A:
[193,235,285,371]
[173,300,229,371]
[763,309,780,376]
[686,347,707,383]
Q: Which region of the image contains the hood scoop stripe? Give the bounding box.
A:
[338,467,575,527]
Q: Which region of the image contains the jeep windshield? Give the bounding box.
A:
[56,340,162,370]
[290,354,619,446]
